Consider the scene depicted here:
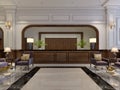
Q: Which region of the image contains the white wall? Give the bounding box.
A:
[0,5,113,50]
[13,7,106,50]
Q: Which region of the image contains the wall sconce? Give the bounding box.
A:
[27,38,34,50]
[5,21,12,29]
[89,38,96,50]
[110,22,115,29]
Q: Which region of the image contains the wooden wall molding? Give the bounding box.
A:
[22,25,99,50]
[0,27,4,50]
[39,32,83,40]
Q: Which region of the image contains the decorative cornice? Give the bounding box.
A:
[17,7,104,11]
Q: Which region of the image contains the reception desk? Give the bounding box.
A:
[33,50,89,64]
[14,50,109,64]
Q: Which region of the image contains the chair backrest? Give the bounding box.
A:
[90,51,101,59]
[0,58,6,62]
[116,52,120,58]
[22,51,33,58]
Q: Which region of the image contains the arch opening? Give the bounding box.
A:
[22,25,99,50]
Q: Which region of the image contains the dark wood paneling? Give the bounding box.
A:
[14,50,112,64]
[45,38,77,50]
[33,52,55,63]
[0,39,2,49]
[55,52,67,63]
[0,28,3,50]
[69,52,89,63]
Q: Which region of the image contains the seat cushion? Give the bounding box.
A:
[94,54,102,61]
[0,58,6,62]
[115,62,120,67]
[0,62,8,68]
[96,61,108,65]
[16,61,28,65]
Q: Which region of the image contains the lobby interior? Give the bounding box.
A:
[0,0,120,90]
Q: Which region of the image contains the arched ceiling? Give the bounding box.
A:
[0,0,119,9]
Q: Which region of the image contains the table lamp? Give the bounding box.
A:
[89,38,96,50]
[27,38,34,50]
[4,47,11,59]
[111,47,118,60]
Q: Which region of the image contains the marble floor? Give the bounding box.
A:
[0,67,29,90]
[89,66,120,90]
[0,64,120,90]
[22,68,102,90]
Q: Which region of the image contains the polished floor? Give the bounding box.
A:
[0,64,120,90]
[22,68,102,90]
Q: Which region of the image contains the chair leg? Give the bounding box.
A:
[90,63,92,68]
[32,63,34,67]
[15,65,16,70]
[28,65,29,70]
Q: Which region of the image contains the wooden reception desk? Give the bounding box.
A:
[14,50,109,64]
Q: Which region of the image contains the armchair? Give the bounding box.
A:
[0,58,9,71]
[15,52,33,70]
[114,61,120,67]
[90,52,109,68]
[114,53,120,67]
[0,58,8,67]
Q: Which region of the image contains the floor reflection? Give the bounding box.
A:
[89,66,120,90]
[0,64,120,90]
[0,66,29,90]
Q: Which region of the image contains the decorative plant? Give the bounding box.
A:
[77,39,87,48]
[34,40,46,48]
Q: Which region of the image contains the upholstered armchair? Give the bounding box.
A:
[15,52,33,70]
[0,58,8,68]
[114,53,120,67]
[90,52,109,68]
[0,58,9,71]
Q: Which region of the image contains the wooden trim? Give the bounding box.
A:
[39,32,83,40]
[22,25,99,50]
[0,27,4,50]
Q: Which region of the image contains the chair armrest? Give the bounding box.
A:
[0,58,6,62]
[90,58,96,63]
[28,58,33,64]
[15,58,21,62]
[117,58,120,62]
[102,58,109,63]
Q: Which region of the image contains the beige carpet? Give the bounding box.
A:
[22,68,102,90]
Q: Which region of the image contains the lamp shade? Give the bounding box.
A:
[27,38,34,43]
[4,47,11,53]
[89,38,96,43]
[111,47,119,53]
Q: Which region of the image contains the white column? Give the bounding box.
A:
[105,6,117,49]
[4,6,16,50]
